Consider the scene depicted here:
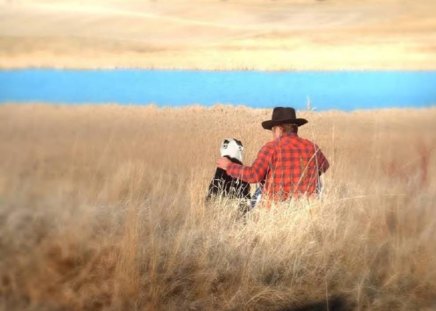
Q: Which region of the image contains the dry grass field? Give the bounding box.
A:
[1,0,436,69]
[0,104,435,310]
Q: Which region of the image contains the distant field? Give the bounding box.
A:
[0,104,435,310]
[0,0,436,69]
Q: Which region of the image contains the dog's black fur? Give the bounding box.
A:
[207,156,250,200]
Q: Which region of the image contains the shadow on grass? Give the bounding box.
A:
[279,296,349,311]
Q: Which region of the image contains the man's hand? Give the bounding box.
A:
[216,157,231,170]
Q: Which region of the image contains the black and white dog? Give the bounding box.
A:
[207,138,251,201]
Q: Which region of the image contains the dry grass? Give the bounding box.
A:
[1,0,436,70]
[0,104,436,310]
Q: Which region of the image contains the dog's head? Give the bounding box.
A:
[220,138,244,162]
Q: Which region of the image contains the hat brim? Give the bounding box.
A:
[261,118,308,130]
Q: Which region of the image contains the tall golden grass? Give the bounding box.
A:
[0,104,435,310]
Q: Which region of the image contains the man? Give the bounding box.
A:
[216,107,329,202]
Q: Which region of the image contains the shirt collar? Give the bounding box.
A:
[282,132,298,138]
[274,132,298,143]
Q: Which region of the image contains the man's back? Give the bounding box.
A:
[265,133,329,199]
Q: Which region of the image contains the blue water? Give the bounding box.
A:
[1,69,435,111]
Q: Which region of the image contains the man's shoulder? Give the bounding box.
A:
[292,136,320,150]
[265,139,278,147]
[300,137,317,145]
[259,140,277,154]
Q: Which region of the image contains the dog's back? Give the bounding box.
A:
[207,156,250,200]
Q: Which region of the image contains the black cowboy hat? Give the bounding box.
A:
[262,107,308,130]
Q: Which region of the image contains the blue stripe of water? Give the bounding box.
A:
[1,69,435,111]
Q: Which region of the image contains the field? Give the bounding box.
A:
[0,104,435,310]
[1,0,436,70]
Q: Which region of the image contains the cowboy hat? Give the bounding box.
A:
[261,107,308,130]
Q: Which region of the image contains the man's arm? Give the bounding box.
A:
[217,142,274,183]
[315,147,329,174]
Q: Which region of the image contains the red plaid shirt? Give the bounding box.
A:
[227,133,329,200]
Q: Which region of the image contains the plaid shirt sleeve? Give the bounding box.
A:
[315,145,329,173]
[226,142,275,183]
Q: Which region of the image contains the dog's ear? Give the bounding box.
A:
[233,138,243,147]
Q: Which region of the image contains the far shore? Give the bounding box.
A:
[1,0,435,70]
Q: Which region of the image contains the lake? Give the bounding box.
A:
[1,69,435,111]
